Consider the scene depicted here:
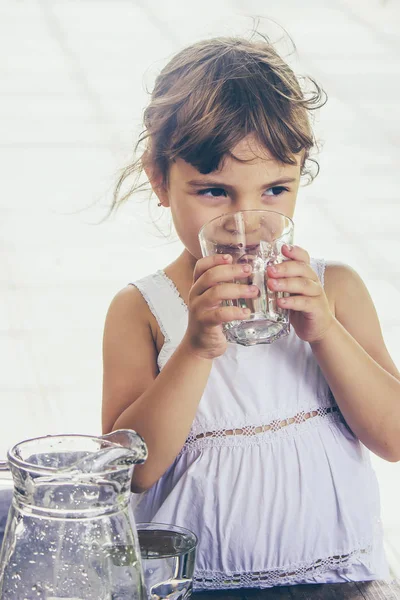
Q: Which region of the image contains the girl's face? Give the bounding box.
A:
[156,135,302,262]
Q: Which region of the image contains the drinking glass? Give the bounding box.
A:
[137,523,197,600]
[199,209,294,346]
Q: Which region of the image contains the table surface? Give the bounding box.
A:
[194,580,400,599]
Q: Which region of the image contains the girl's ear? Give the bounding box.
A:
[143,160,170,207]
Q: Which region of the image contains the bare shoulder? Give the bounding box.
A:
[107,285,152,323]
[106,285,162,343]
[323,261,364,312]
[106,285,144,318]
[102,285,160,434]
[324,261,400,379]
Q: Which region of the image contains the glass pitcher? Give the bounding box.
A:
[0,430,148,600]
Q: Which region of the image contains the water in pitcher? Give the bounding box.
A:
[0,431,148,600]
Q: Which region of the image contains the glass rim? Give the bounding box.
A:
[137,521,198,552]
[198,209,294,240]
[7,433,134,476]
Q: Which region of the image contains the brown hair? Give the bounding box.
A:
[112,35,326,210]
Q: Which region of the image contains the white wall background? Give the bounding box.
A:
[1,0,400,571]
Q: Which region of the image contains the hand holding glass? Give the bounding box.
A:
[198,210,294,346]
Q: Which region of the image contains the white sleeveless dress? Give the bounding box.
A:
[131,258,389,590]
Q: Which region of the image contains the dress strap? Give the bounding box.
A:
[130,271,188,345]
[310,257,326,287]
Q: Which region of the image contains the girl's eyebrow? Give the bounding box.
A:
[187,177,296,189]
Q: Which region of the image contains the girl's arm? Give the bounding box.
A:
[311,263,400,462]
[102,254,255,492]
[102,286,212,493]
[266,246,400,462]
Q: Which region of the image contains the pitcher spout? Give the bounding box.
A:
[68,429,148,474]
[101,429,148,464]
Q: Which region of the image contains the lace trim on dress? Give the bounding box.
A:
[130,281,170,344]
[180,406,342,453]
[157,270,188,312]
[311,257,326,288]
[194,545,372,589]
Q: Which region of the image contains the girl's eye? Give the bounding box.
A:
[265,186,288,197]
[196,186,288,199]
[197,188,227,198]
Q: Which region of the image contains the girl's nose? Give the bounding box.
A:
[223,211,261,235]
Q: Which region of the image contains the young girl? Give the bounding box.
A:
[102,35,400,589]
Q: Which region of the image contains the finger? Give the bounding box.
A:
[194,282,259,311]
[193,254,233,283]
[193,262,253,296]
[201,305,251,326]
[281,244,310,264]
[267,276,321,296]
[266,258,318,282]
[277,294,318,312]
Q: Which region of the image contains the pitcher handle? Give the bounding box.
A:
[0,461,9,472]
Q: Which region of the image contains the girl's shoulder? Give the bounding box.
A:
[106,284,163,355]
[323,261,400,380]
[102,284,160,434]
[323,260,365,317]
[323,261,358,304]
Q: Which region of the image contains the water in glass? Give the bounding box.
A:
[137,524,197,600]
[199,210,294,345]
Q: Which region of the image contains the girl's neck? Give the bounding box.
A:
[163,249,197,305]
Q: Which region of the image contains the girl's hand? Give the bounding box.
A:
[267,245,335,344]
[182,254,258,360]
